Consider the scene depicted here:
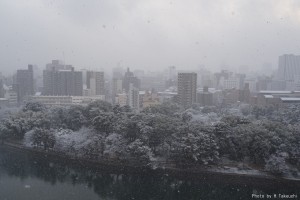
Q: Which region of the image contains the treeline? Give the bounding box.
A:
[0,101,299,176]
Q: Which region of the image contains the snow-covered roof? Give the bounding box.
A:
[157,92,177,95]
[259,91,292,94]
[264,95,274,98]
[280,97,300,102]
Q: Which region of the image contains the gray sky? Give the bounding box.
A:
[1,0,300,75]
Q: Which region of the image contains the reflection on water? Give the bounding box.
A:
[0,147,299,200]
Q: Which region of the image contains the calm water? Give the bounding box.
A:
[0,147,299,200]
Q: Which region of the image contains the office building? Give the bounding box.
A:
[86,71,105,95]
[46,60,73,71]
[112,78,123,95]
[128,83,140,110]
[30,95,105,106]
[197,86,213,106]
[115,92,127,107]
[15,65,34,103]
[277,54,300,81]
[0,79,4,98]
[177,73,197,108]
[43,62,83,96]
[123,68,140,92]
[5,87,18,106]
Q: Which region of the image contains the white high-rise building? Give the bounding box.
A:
[177,73,197,108]
[128,83,139,110]
[278,54,300,81]
[86,71,105,95]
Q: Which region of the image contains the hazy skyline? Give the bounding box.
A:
[1,0,300,75]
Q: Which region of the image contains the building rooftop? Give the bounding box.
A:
[259,91,292,94]
[264,95,274,98]
[280,97,300,102]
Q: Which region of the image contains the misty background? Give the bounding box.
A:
[1,0,300,75]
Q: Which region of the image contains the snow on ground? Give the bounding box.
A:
[208,166,266,176]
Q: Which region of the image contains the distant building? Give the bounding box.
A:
[277,54,300,81]
[197,86,213,106]
[238,83,251,103]
[140,90,160,109]
[140,75,165,92]
[221,83,251,105]
[269,80,286,91]
[112,78,123,95]
[46,60,72,71]
[244,79,257,92]
[256,90,300,106]
[15,65,34,103]
[4,89,18,106]
[43,62,83,96]
[157,91,177,103]
[168,66,177,81]
[128,83,140,110]
[214,70,245,90]
[112,67,124,80]
[0,98,9,107]
[256,77,272,91]
[222,89,239,105]
[30,95,105,106]
[123,68,140,92]
[115,92,127,107]
[0,79,4,98]
[177,73,197,108]
[86,71,105,95]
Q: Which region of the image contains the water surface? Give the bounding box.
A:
[0,147,299,200]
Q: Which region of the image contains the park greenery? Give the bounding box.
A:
[0,101,299,177]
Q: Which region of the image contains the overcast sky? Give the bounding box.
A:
[1,0,300,75]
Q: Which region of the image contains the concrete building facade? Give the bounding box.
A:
[177,73,197,108]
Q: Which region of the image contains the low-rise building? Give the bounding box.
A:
[140,91,160,109]
[256,90,300,106]
[29,95,105,106]
[4,89,18,106]
[115,93,127,107]
[197,86,213,106]
[0,98,9,107]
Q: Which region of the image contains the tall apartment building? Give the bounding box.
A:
[43,62,83,96]
[128,83,140,110]
[0,79,4,98]
[46,60,73,71]
[86,71,105,95]
[278,54,300,81]
[15,65,34,103]
[112,78,123,95]
[123,68,140,92]
[177,73,197,108]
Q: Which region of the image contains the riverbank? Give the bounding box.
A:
[1,141,300,188]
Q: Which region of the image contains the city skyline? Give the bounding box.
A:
[1,0,300,75]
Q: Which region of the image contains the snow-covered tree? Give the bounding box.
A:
[31,128,56,150]
[127,139,154,164]
[170,130,219,165]
[265,153,289,175]
[92,111,116,135]
[65,106,86,131]
[22,101,46,112]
